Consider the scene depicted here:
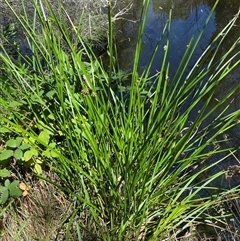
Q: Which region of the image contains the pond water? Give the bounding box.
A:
[117,0,240,223]
[117,0,240,143]
[116,1,240,237]
[117,1,240,153]
[117,0,239,76]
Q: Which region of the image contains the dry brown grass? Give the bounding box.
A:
[1,166,240,241]
[1,171,77,241]
[1,175,240,241]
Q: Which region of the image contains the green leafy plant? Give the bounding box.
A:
[0,136,31,162]
[0,125,58,174]
[0,169,11,178]
[0,179,22,204]
[22,127,59,174]
[0,169,22,204]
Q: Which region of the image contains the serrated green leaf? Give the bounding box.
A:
[0,168,10,177]
[6,139,18,148]
[19,143,31,150]
[14,149,23,160]
[0,149,13,160]
[0,189,9,204]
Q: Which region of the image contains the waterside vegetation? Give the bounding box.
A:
[0,0,240,240]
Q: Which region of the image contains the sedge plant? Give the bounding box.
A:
[0,0,240,240]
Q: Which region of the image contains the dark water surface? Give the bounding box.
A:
[119,1,216,75]
[118,0,239,75]
[117,2,240,237]
[117,0,240,136]
[117,0,240,197]
[117,0,240,107]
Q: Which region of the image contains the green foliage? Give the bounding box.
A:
[0,135,29,161]
[0,136,26,161]
[0,169,10,178]
[0,123,58,174]
[0,170,22,205]
[0,0,240,240]
[0,179,22,204]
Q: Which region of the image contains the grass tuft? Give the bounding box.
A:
[0,0,240,240]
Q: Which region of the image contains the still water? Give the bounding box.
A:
[117,2,240,237]
[118,0,239,77]
[117,0,240,193]
[117,0,240,139]
[118,2,239,121]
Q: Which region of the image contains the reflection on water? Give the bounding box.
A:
[143,4,216,77]
[117,0,240,125]
[117,0,240,151]
[117,0,240,217]
[118,0,239,72]
[117,1,240,237]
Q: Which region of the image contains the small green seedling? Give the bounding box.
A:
[0,169,22,204]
